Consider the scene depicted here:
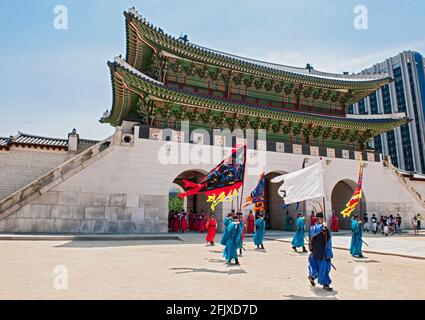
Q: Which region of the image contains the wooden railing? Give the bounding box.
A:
[0,135,114,220]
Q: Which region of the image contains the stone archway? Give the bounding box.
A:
[331,180,367,230]
[264,171,298,231]
[172,169,209,214]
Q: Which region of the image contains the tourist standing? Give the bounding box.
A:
[395,214,402,235]
[308,212,334,291]
[291,213,307,253]
[383,216,389,236]
[205,214,217,245]
[350,214,364,258]
[412,214,421,235]
[371,214,378,234]
[379,215,385,234]
[254,213,266,249]
[362,213,369,233]
[417,213,422,231]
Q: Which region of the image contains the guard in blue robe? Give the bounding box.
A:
[292,213,307,253]
[223,217,241,265]
[237,213,245,256]
[286,212,294,232]
[254,213,266,249]
[220,213,233,246]
[308,212,334,291]
[350,215,364,258]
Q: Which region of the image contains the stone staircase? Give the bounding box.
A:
[0,136,114,221]
[389,161,425,210]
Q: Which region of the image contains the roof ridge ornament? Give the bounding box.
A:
[178,33,189,44]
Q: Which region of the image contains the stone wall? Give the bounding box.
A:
[0,149,72,200]
[0,127,423,234]
[0,191,168,234]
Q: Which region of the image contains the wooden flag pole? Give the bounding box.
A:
[323,196,327,224]
[238,145,248,214]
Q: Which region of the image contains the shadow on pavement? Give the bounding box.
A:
[206,258,227,264]
[351,258,381,263]
[54,240,182,248]
[170,267,246,276]
[284,293,338,301]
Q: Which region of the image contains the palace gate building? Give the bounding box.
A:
[0,8,424,234]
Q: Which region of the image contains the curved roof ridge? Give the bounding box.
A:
[126,8,391,83]
[16,131,68,142]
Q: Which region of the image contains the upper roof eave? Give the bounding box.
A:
[124,8,392,89]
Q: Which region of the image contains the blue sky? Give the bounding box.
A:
[0,0,424,140]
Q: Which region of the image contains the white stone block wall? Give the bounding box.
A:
[0,149,73,200]
[0,133,423,234]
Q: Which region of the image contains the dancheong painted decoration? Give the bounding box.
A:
[101,8,409,151]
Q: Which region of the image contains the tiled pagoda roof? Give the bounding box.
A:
[125,7,392,90]
[102,57,409,134]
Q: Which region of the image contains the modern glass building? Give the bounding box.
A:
[349,51,425,173]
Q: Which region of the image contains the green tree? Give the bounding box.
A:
[169,195,184,212]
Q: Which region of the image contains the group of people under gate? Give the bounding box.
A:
[168,209,259,234]
[168,210,211,233]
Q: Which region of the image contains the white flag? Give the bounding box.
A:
[271,161,325,205]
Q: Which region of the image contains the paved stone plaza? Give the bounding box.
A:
[0,232,424,300]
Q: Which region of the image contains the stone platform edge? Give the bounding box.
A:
[0,234,183,242]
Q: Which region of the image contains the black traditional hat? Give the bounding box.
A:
[316,212,324,218]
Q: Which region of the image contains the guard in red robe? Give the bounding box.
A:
[181,211,188,233]
[199,211,206,233]
[331,211,339,232]
[247,211,255,234]
[173,213,180,232]
[205,214,218,245]
[194,213,200,231]
[188,211,193,231]
[168,211,174,232]
[310,211,317,228]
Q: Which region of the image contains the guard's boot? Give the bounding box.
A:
[239,248,243,256]
[308,276,316,287]
[302,246,308,253]
[261,244,265,250]
[323,285,333,291]
[235,258,240,265]
[292,246,297,252]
